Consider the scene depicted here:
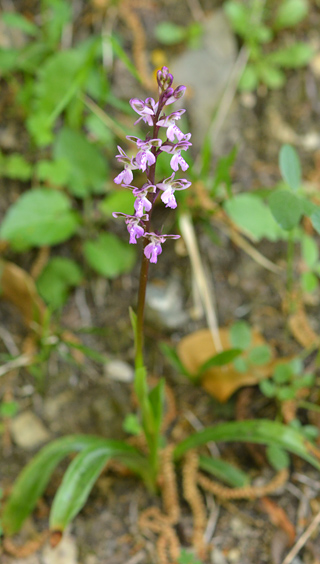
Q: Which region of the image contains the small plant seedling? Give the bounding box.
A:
[225,0,312,91]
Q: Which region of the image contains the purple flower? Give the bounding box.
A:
[157,109,186,142]
[112,213,147,244]
[161,134,192,172]
[129,97,158,126]
[125,182,156,217]
[143,232,180,264]
[114,146,139,185]
[127,136,162,172]
[156,173,191,209]
[164,85,186,106]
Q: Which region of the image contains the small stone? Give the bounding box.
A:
[42,531,78,564]
[227,548,241,563]
[211,547,228,564]
[104,360,134,382]
[11,411,50,449]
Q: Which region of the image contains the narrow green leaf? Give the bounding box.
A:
[279,145,301,191]
[199,455,250,487]
[266,445,290,470]
[159,342,192,379]
[109,35,142,83]
[2,435,107,535]
[173,420,320,471]
[50,440,145,531]
[198,349,242,376]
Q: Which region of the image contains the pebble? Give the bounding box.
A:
[104,359,134,383]
[10,410,50,449]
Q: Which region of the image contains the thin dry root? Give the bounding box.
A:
[197,467,289,500]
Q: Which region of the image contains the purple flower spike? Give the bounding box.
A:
[113,67,191,263]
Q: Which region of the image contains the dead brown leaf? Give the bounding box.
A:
[177,327,289,402]
[288,307,320,349]
[0,260,45,328]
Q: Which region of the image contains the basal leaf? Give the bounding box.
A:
[174,420,320,471]
[2,435,106,535]
[199,455,250,487]
[50,440,147,531]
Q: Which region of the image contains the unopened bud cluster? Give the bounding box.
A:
[113,67,191,263]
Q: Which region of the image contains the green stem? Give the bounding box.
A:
[135,243,150,371]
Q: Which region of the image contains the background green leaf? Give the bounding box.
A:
[83,233,136,278]
[0,189,80,250]
[279,144,301,191]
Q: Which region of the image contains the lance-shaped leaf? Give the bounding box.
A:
[173,420,320,471]
[49,441,149,532]
[3,435,145,535]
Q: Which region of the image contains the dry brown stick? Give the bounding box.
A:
[281,509,320,564]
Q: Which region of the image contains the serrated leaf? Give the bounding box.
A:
[269,190,303,230]
[54,128,107,197]
[0,189,80,250]
[279,145,301,191]
[173,420,320,471]
[83,233,136,278]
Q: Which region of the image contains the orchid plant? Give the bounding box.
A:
[3,69,320,555]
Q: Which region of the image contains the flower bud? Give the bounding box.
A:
[157,66,174,92]
[174,85,186,100]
